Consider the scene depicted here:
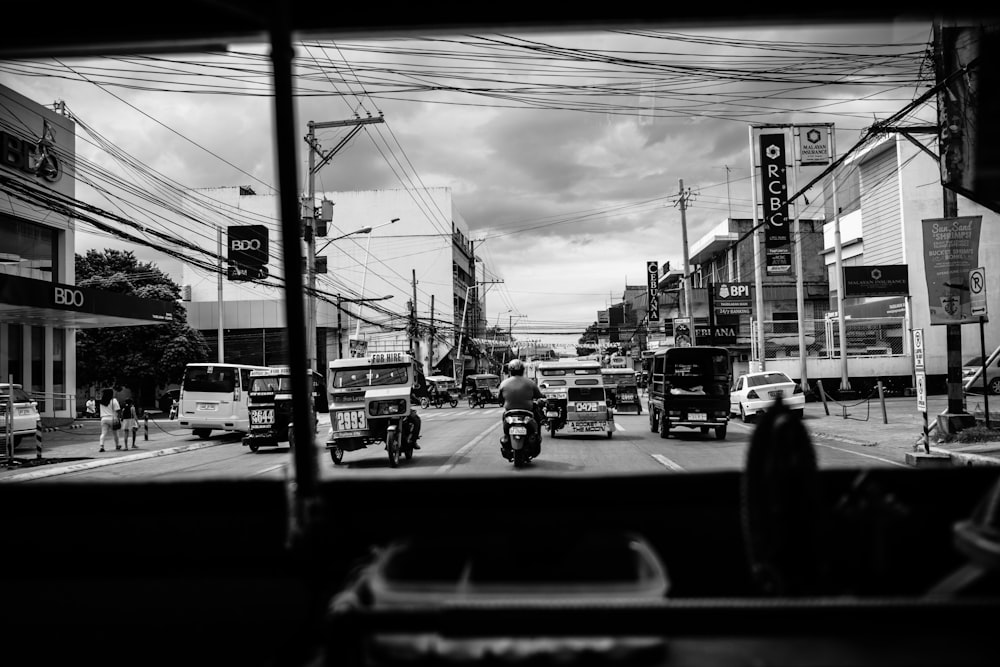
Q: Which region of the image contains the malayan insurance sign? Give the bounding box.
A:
[922,216,983,325]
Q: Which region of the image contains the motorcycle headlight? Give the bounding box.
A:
[370,400,406,416]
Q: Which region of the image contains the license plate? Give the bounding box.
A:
[619,394,635,401]
[575,402,598,412]
[570,421,607,432]
[510,426,527,435]
[336,409,366,431]
[769,390,783,398]
[331,431,363,439]
[197,403,217,411]
[250,409,274,425]
[546,411,560,418]
[688,413,707,421]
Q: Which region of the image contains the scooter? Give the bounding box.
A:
[500,407,543,468]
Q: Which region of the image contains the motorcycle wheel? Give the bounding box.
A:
[403,439,414,461]
[549,421,557,438]
[468,396,476,408]
[420,397,430,409]
[513,449,527,468]
[330,447,344,465]
[248,442,259,453]
[387,431,400,468]
[434,398,443,409]
[449,399,458,408]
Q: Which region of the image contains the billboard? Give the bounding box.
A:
[843,265,909,298]
[759,133,792,275]
[922,216,983,325]
[646,261,659,321]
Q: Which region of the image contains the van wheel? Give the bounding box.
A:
[649,409,658,433]
[715,425,727,440]
[194,428,211,439]
[659,414,671,439]
[248,442,259,453]
[700,426,709,434]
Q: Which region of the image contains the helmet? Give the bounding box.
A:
[507,359,525,375]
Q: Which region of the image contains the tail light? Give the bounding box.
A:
[793,384,803,394]
[747,390,759,399]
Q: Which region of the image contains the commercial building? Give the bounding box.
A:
[0,84,173,419]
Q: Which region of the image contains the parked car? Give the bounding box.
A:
[962,356,1000,394]
[730,371,805,422]
[0,383,41,449]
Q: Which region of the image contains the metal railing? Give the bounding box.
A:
[752,317,906,361]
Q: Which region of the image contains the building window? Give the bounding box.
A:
[31,325,45,413]
[0,214,57,280]
[53,328,65,411]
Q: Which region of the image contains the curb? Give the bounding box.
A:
[39,423,84,432]
[930,446,1000,467]
[3,439,227,483]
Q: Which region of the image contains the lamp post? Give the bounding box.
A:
[309,218,398,371]
[336,294,394,359]
[352,218,399,341]
[506,313,527,365]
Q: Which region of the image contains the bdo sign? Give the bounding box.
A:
[228,225,269,268]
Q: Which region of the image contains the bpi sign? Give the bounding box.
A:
[227,225,269,268]
[714,282,752,315]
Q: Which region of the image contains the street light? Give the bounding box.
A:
[506,313,527,365]
[354,218,399,339]
[336,294,393,359]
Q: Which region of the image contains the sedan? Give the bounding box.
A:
[962,356,1000,395]
[0,383,41,449]
[730,371,805,422]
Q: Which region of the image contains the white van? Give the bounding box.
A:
[177,363,269,439]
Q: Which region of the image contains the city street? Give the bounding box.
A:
[7,393,996,484]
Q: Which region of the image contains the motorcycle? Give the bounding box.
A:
[500,401,544,468]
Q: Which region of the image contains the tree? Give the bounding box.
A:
[75,249,210,403]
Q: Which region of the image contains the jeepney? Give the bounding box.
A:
[243,367,326,452]
[325,352,420,467]
[533,359,614,438]
[647,345,731,440]
[601,367,642,414]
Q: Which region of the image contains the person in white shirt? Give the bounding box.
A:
[97,387,121,453]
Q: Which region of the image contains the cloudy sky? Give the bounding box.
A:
[0,17,937,345]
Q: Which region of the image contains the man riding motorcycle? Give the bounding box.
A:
[498,359,545,460]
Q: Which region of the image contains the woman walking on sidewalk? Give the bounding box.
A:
[98,387,121,453]
[121,398,139,449]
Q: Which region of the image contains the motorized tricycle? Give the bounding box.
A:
[243,367,326,452]
[464,373,500,408]
[420,375,460,408]
[601,367,641,414]
[325,352,421,467]
[534,359,614,438]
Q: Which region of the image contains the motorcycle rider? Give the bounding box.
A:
[498,358,544,458]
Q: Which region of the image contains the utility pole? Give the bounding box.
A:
[429,295,435,374]
[411,269,418,358]
[676,180,695,336]
[217,225,224,363]
[304,114,384,373]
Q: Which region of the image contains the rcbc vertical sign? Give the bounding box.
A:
[759,133,791,275]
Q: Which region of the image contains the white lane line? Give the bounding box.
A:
[250,463,287,476]
[436,422,502,475]
[615,423,626,432]
[651,454,685,471]
[813,441,908,467]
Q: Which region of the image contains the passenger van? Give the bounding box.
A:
[534,359,614,438]
[647,346,732,440]
[177,362,270,439]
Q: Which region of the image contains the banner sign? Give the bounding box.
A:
[759,133,791,275]
[646,261,659,321]
[713,282,752,315]
[843,265,910,297]
[695,323,739,345]
[673,317,693,347]
[797,125,830,165]
[922,216,983,325]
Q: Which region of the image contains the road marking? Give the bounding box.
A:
[250,463,287,476]
[436,422,502,474]
[615,423,626,432]
[813,442,907,467]
[651,454,684,471]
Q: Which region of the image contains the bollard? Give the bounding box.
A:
[877,380,888,424]
[144,412,149,441]
[815,380,830,416]
[36,419,42,458]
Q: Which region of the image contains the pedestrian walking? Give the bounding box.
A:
[98,387,121,453]
[121,397,140,449]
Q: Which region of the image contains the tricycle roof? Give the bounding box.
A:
[329,351,414,369]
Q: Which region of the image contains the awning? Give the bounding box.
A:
[0,273,174,328]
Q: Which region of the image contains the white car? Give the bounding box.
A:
[0,383,41,449]
[730,371,805,422]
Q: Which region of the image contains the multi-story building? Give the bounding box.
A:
[0,84,172,419]
[179,186,480,377]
